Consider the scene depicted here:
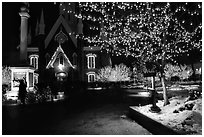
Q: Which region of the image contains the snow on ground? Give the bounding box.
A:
[132,96,202,135]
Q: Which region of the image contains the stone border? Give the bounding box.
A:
[128,106,181,135]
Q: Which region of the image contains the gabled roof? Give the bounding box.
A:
[46,45,74,69]
[44,15,77,49]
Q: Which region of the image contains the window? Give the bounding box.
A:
[59,55,64,65]
[30,55,39,69]
[29,72,34,87]
[86,54,96,69]
[87,72,95,82]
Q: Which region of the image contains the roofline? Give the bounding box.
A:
[10,67,36,71]
[44,15,77,49]
[46,45,74,69]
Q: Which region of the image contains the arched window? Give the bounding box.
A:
[31,58,35,67]
[29,55,39,69]
[59,55,64,65]
[86,54,96,69]
[87,72,95,82]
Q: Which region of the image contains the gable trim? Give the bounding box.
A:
[46,45,74,69]
[44,15,77,49]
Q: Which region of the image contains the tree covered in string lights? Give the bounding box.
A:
[60,2,201,105]
[76,2,201,56]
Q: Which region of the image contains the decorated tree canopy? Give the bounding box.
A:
[71,2,201,64]
[59,2,201,106]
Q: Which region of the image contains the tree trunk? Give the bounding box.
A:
[161,73,170,106]
[191,63,196,81]
[161,32,170,106]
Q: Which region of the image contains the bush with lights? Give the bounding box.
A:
[164,63,193,82]
[96,64,131,85]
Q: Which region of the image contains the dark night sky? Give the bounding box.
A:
[2,2,134,66]
[2,2,59,65]
[2,2,202,67]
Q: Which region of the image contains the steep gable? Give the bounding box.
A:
[46,45,74,69]
[44,15,77,49]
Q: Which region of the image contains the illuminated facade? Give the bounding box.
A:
[25,2,112,84]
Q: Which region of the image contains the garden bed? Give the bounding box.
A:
[131,96,202,134]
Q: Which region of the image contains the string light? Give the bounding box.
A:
[59,2,201,61]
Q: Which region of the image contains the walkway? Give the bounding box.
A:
[2,92,151,135]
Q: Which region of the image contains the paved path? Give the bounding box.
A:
[3,99,151,135]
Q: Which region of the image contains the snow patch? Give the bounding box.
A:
[131,96,202,135]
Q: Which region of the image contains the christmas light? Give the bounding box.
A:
[59,2,201,61]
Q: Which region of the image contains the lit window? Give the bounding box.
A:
[86,54,96,69]
[29,72,34,87]
[34,75,38,84]
[87,72,95,82]
[30,55,39,69]
[59,55,64,65]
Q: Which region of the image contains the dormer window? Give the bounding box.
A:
[86,53,96,69]
[29,55,39,69]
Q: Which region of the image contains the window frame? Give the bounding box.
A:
[29,55,39,69]
[86,54,96,69]
[87,72,96,83]
[59,55,64,65]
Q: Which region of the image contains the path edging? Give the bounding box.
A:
[128,106,181,135]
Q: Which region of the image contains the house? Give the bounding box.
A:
[6,2,112,97]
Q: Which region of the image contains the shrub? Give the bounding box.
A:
[26,92,37,104]
[97,64,131,82]
[164,64,193,81]
[2,66,11,87]
[96,66,112,82]
[179,64,193,81]
[164,64,180,81]
[2,66,11,95]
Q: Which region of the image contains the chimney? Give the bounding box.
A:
[19,4,30,64]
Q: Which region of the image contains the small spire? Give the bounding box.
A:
[39,9,45,35]
[40,9,44,25]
